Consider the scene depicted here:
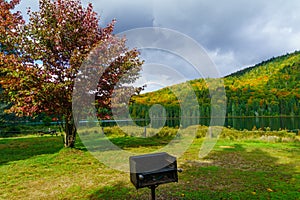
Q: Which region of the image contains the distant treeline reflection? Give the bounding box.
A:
[100,116,299,131]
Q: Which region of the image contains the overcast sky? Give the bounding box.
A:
[15,0,300,91]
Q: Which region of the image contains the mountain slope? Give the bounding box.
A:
[130,51,300,119]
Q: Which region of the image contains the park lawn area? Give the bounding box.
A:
[0,133,300,199]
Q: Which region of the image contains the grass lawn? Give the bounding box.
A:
[0,131,300,199]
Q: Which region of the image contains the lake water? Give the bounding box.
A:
[146,116,300,131]
[87,116,300,132]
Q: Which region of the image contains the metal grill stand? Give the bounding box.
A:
[150,185,157,200]
[129,152,182,200]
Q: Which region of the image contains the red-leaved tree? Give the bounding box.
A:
[2,0,143,147]
[0,0,24,123]
[0,0,24,83]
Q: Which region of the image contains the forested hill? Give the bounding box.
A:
[129,51,300,119]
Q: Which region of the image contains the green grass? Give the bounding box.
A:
[0,129,300,200]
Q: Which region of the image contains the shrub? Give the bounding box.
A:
[195,126,208,138]
[43,116,52,126]
[78,125,299,143]
[7,126,21,134]
[1,126,22,137]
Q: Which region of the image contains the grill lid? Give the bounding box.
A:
[129,152,177,174]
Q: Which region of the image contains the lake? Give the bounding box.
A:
[137,116,300,131]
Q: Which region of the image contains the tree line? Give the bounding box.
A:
[130,51,300,120]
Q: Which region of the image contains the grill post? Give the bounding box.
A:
[150,185,156,200]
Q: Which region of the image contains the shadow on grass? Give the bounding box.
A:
[88,182,163,200]
[176,142,300,199]
[74,135,88,151]
[0,136,64,165]
[108,136,171,149]
[89,183,129,200]
[76,134,172,153]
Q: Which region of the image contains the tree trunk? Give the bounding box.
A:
[63,114,77,148]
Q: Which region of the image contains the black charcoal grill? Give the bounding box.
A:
[129,152,182,200]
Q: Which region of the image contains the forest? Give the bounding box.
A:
[129,51,300,125]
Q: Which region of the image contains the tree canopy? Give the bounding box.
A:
[0,0,25,123]
[1,0,143,147]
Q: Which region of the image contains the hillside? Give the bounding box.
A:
[130,51,300,121]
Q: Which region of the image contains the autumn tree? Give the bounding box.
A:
[0,0,23,84]
[2,0,143,147]
[0,0,24,123]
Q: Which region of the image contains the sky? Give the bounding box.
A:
[15,0,300,91]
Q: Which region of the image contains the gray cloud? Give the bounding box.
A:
[150,0,300,72]
[82,0,154,32]
[16,0,300,79]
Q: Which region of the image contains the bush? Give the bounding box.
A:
[156,127,178,138]
[103,126,126,137]
[195,126,208,138]
[78,125,299,143]
[0,126,22,137]
[6,126,21,134]
[43,116,52,126]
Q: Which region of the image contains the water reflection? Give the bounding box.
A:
[100,116,300,131]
